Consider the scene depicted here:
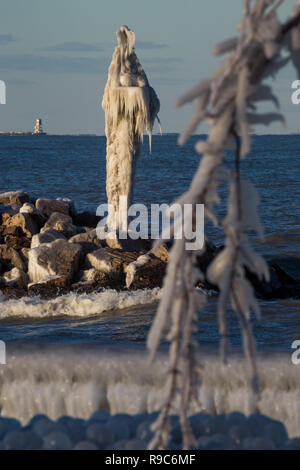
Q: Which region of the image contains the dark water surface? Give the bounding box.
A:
[0,134,299,350]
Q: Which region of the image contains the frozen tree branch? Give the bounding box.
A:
[147,0,300,450]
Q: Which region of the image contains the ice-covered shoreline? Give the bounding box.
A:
[0,344,299,439]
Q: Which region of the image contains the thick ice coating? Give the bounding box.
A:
[102,25,160,232]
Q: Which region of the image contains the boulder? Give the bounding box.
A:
[0,245,26,271]
[246,258,300,299]
[35,198,70,217]
[125,254,167,289]
[4,234,30,250]
[20,202,47,228]
[73,212,100,228]
[86,248,140,274]
[0,204,19,225]
[56,197,76,217]
[28,239,81,283]
[28,275,69,297]
[0,190,29,206]
[31,229,66,249]
[2,267,29,289]
[4,213,39,238]
[69,229,102,255]
[42,212,77,238]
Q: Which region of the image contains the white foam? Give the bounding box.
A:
[0,288,161,320]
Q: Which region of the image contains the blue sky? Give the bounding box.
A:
[0,0,298,134]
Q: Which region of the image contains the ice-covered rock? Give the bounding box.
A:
[86,248,139,274]
[2,267,29,289]
[28,239,81,283]
[31,228,66,249]
[42,212,77,238]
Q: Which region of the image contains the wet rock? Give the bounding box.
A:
[28,275,69,297]
[42,212,77,238]
[246,257,300,299]
[28,239,81,283]
[2,267,29,288]
[0,190,29,206]
[36,198,70,217]
[125,254,167,289]
[73,211,100,228]
[0,244,26,271]
[70,280,97,294]
[69,229,102,255]
[4,213,39,238]
[31,228,66,249]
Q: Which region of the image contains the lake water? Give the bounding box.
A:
[0,134,299,352]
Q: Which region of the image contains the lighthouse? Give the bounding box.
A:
[33,118,46,135]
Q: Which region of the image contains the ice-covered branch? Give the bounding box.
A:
[147,0,300,450]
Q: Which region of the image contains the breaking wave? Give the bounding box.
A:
[0,288,162,320]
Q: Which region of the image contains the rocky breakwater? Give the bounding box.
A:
[0,190,298,300]
[0,191,169,299]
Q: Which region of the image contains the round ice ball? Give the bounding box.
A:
[43,432,73,450]
[86,423,115,449]
[74,441,98,450]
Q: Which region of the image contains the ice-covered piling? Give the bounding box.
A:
[102,25,160,233]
